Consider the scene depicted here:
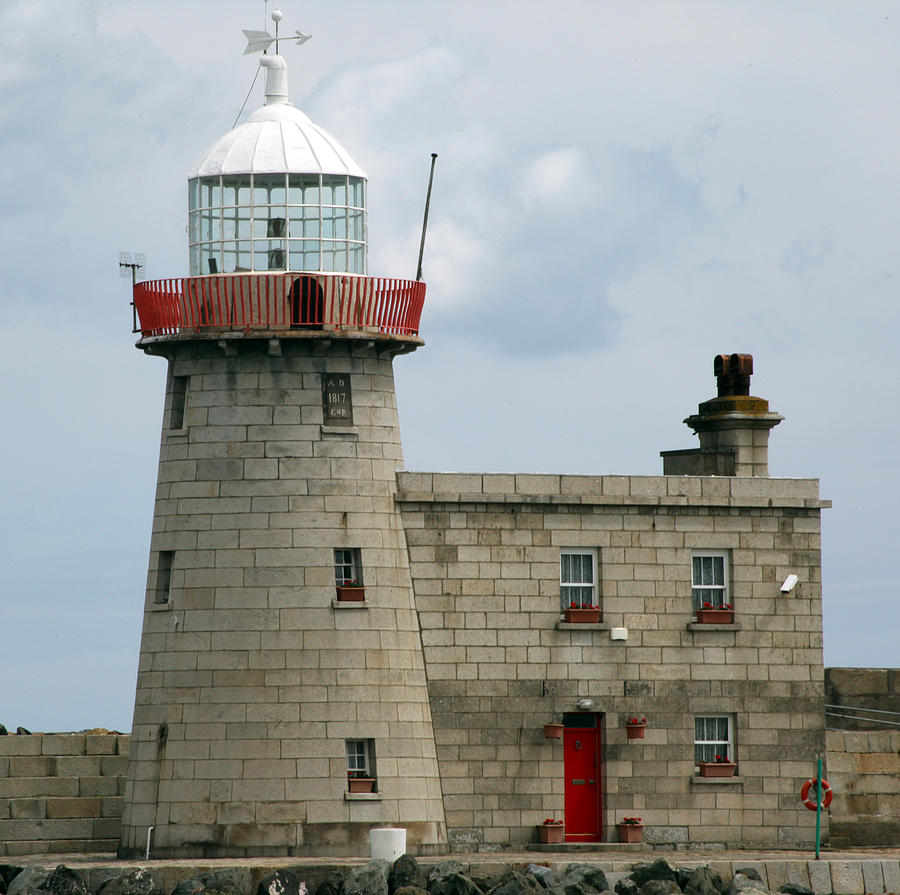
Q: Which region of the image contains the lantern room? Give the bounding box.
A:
[187,54,367,276]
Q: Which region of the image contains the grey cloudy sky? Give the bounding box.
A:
[1,0,897,732]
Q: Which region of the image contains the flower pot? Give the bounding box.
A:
[625,723,645,740]
[616,823,643,843]
[348,777,375,792]
[337,585,366,602]
[696,608,734,624]
[544,723,564,740]
[563,608,601,623]
[698,762,736,778]
[538,823,565,844]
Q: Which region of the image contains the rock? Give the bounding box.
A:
[42,867,88,895]
[428,864,467,889]
[345,861,391,895]
[726,874,767,895]
[396,889,428,895]
[0,868,23,895]
[256,871,307,895]
[8,867,51,895]
[638,883,680,895]
[171,872,244,895]
[391,856,424,893]
[733,871,763,886]
[628,863,677,890]
[487,870,543,895]
[312,871,344,895]
[428,873,482,895]
[683,867,726,895]
[0,725,7,736]
[614,880,638,895]
[97,870,165,895]
[526,867,555,890]
[778,886,813,895]
[554,864,609,895]
[15,727,30,736]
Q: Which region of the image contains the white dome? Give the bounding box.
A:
[189,102,366,179]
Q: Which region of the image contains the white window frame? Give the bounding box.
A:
[334,548,362,587]
[694,715,734,765]
[560,548,598,611]
[691,551,730,612]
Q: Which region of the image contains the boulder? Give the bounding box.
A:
[0,725,7,736]
[733,871,763,886]
[97,870,165,895]
[42,868,88,895]
[344,861,391,895]
[638,883,680,895]
[614,880,638,895]
[683,868,726,895]
[486,870,543,895]
[428,872,482,895]
[0,867,23,895]
[256,871,307,895]
[628,863,677,890]
[15,728,31,736]
[171,872,244,895]
[726,874,768,895]
[8,867,51,895]
[560,866,609,894]
[391,856,424,893]
[778,886,813,895]
[428,865,467,889]
[526,867,556,890]
[395,889,428,895]
[312,872,344,895]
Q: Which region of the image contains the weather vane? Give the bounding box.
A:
[243,5,311,56]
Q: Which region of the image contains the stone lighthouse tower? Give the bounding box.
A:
[119,31,446,858]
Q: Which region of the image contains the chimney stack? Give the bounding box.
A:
[661,353,783,477]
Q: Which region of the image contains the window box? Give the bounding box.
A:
[336,585,366,602]
[538,821,565,843]
[698,761,736,778]
[616,820,643,843]
[348,776,376,793]
[625,718,646,740]
[695,607,734,624]
[563,608,601,624]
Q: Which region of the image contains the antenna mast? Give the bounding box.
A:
[416,153,438,282]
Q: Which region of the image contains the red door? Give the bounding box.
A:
[564,724,601,840]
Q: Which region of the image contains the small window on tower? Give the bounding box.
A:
[154,551,174,604]
[168,376,188,430]
[346,738,376,792]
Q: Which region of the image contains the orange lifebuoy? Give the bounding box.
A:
[800,777,833,810]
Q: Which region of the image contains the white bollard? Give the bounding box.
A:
[370,827,407,862]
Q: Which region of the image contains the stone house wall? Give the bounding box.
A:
[0,733,129,857]
[397,471,828,850]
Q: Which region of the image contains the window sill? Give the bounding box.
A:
[332,600,369,610]
[344,791,381,801]
[556,622,610,631]
[164,427,188,438]
[690,775,743,785]
[321,424,358,438]
[149,601,172,611]
[687,622,740,631]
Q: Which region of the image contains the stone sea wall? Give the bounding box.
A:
[0,734,129,856]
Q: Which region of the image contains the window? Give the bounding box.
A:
[560,549,598,610]
[694,715,733,764]
[334,548,362,586]
[691,552,729,611]
[154,551,174,604]
[168,376,188,429]
[346,738,376,791]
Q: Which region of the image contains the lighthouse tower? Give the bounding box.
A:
[119,34,446,858]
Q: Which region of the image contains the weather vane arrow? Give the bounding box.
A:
[242,8,311,55]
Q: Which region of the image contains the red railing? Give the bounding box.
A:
[133,273,426,338]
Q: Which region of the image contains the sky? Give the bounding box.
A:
[1,0,898,732]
